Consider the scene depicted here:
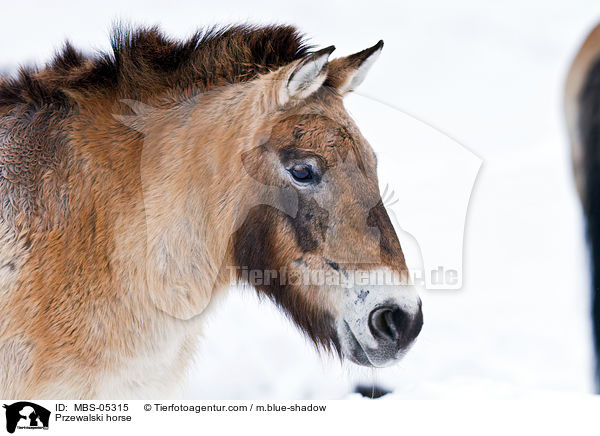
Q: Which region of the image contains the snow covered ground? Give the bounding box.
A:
[3,0,600,399]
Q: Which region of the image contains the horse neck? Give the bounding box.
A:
[110,81,270,318]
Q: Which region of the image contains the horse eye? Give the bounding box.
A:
[289,164,314,183]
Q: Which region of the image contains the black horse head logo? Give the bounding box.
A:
[3,402,50,433]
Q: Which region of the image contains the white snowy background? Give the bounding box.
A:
[2,0,599,399]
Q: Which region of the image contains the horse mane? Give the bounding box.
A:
[0,24,312,107]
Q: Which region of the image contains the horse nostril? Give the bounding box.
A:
[368,306,406,343]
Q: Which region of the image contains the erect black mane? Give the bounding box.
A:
[0,24,311,107]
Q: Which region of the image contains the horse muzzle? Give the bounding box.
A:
[337,279,423,367]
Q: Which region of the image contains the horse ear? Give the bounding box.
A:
[325,40,383,95]
[278,46,335,104]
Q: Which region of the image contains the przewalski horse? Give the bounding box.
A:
[565,22,600,390]
[0,25,422,399]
